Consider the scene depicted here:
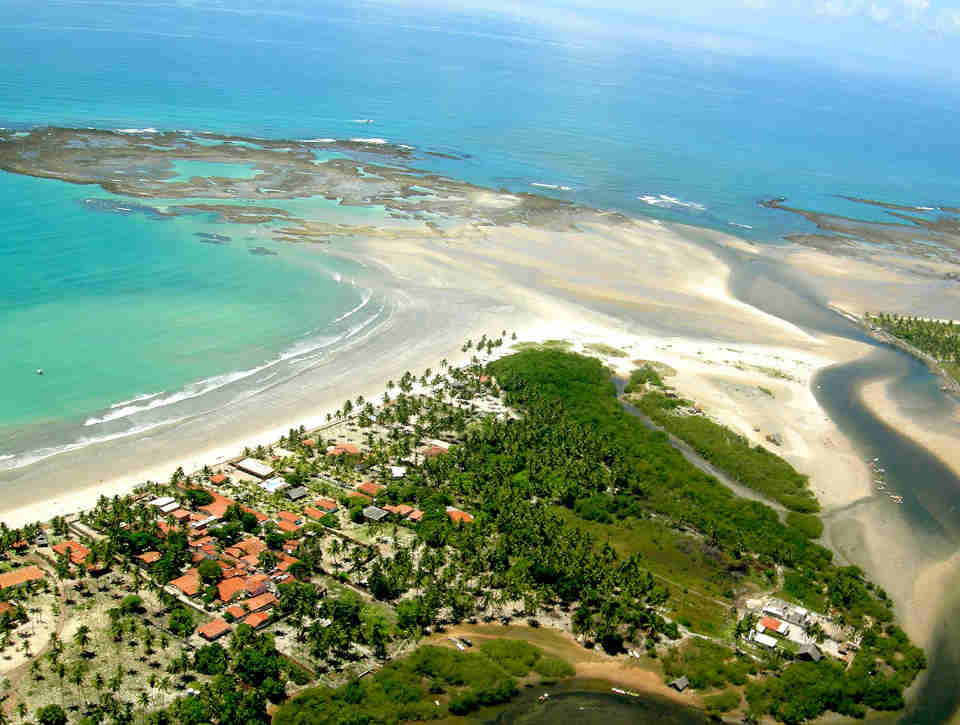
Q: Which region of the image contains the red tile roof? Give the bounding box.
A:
[245,574,270,595]
[421,445,448,458]
[169,573,201,597]
[302,438,316,447]
[347,491,372,503]
[53,541,90,565]
[137,551,162,565]
[199,492,235,519]
[315,498,338,512]
[275,519,300,534]
[759,617,785,632]
[276,555,300,573]
[240,506,267,523]
[276,511,299,523]
[217,576,247,602]
[446,507,474,524]
[170,508,192,521]
[245,592,278,612]
[303,507,326,520]
[209,474,227,485]
[0,565,45,590]
[196,618,231,640]
[326,443,361,456]
[407,509,424,522]
[243,611,271,630]
[357,482,384,498]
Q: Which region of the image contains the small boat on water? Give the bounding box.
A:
[889,495,904,503]
[35,369,43,375]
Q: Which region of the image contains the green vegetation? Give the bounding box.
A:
[511,339,572,352]
[786,512,824,539]
[867,313,960,384]
[662,639,756,690]
[636,390,820,513]
[273,640,573,725]
[584,342,628,357]
[624,365,664,392]
[703,690,742,716]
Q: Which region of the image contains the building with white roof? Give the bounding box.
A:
[234,457,274,479]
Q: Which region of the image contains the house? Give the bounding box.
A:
[137,551,162,568]
[668,676,690,692]
[225,603,248,621]
[196,618,231,641]
[234,458,274,479]
[259,478,288,494]
[326,444,361,457]
[390,466,407,479]
[420,445,448,459]
[189,515,218,531]
[217,576,248,603]
[315,498,338,513]
[150,496,178,511]
[347,491,372,503]
[758,617,790,636]
[245,574,271,597]
[363,505,390,522]
[245,592,278,613]
[276,555,300,573]
[240,506,268,524]
[446,507,474,524]
[210,474,228,485]
[285,486,309,502]
[275,519,301,534]
[304,506,327,521]
[283,539,301,554]
[407,509,424,522]
[754,632,779,649]
[302,439,316,448]
[797,643,823,662]
[243,611,271,630]
[763,600,810,628]
[198,492,236,519]
[357,482,384,498]
[53,540,90,566]
[276,511,300,524]
[169,573,201,598]
[0,565,45,591]
[169,509,192,522]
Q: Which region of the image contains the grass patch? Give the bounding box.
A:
[584,342,628,358]
[758,386,775,398]
[624,366,664,392]
[786,512,824,539]
[633,359,677,377]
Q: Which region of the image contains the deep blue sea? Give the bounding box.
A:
[2,0,960,469]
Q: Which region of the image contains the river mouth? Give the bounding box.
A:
[722,246,960,724]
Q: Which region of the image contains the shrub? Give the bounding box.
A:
[786,512,824,539]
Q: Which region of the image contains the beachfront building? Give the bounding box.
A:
[150,496,181,513]
[234,457,274,479]
[763,599,811,628]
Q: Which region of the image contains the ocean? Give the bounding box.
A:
[1,0,959,467]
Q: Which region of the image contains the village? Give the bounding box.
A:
[0,338,908,724]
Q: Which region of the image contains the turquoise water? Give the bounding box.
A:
[1,0,959,469]
[0,170,378,467]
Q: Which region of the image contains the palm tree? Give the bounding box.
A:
[69,661,86,706]
[73,624,91,653]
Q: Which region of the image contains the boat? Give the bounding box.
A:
[889,495,904,503]
[35,369,43,375]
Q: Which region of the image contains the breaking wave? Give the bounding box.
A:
[637,193,706,211]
